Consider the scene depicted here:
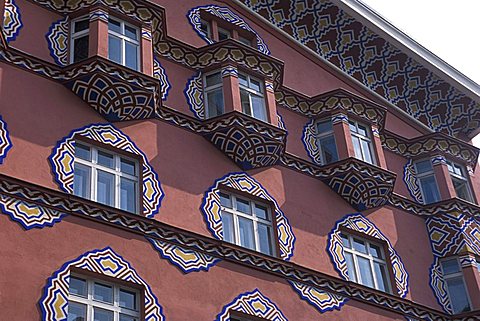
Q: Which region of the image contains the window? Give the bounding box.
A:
[414,159,441,204]
[200,19,210,38]
[315,120,338,165]
[348,120,375,164]
[71,17,90,63]
[199,19,255,47]
[340,233,392,293]
[219,192,275,256]
[440,258,471,314]
[68,275,140,321]
[217,27,231,41]
[477,258,480,272]
[239,72,267,122]
[203,71,224,118]
[108,18,139,70]
[73,142,139,213]
[446,160,474,203]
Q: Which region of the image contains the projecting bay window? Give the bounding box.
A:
[68,275,140,321]
[70,17,90,63]
[446,160,474,203]
[219,192,276,256]
[108,18,140,71]
[414,159,441,204]
[203,71,225,118]
[73,142,139,213]
[340,233,392,293]
[315,119,338,165]
[239,72,267,122]
[348,119,375,164]
[441,258,472,314]
[199,18,255,48]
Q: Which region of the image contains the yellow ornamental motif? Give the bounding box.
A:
[100,258,118,272]
[18,203,40,217]
[174,249,196,262]
[53,293,67,318]
[61,153,73,173]
[252,301,267,313]
[211,202,221,221]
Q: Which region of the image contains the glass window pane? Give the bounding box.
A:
[357,124,367,136]
[74,164,90,199]
[348,120,357,133]
[125,42,138,70]
[120,158,136,176]
[360,139,373,164]
[206,89,224,117]
[441,259,461,275]
[357,256,374,288]
[251,95,267,121]
[120,289,137,310]
[97,171,114,207]
[415,160,433,174]
[452,178,472,202]
[345,252,357,282]
[218,28,230,40]
[258,223,272,255]
[69,277,87,296]
[221,212,234,243]
[68,302,86,321]
[97,151,114,168]
[125,25,137,40]
[420,176,440,204]
[240,89,251,116]
[316,120,332,133]
[94,307,114,321]
[205,72,222,87]
[238,74,248,87]
[352,136,363,160]
[239,36,251,46]
[108,35,122,64]
[74,19,89,33]
[249,78,262,92]
[373,262,389,292]
[369,243,383,259]
[319,135,338,164]
[200,20,209,36]
[447,277,471,313]
[93,283,113,303]
[73,36,89,63]
[238,217,255,250]
[75,144,90,160]
[254,204,268,220]
[340,234,351,248]
[120,315,137,321]
[219,192,231,208]
[108,19,121,33]
[353,238,367,253]
[120,178,136,213]
[236,198,251,214]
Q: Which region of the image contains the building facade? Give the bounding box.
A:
[0,0,480,320]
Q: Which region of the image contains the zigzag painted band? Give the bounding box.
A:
[0,115,13,164]
[46,17,69,66]
[289,280,348,313]
[153,58,171,100]
[3,0,23,43]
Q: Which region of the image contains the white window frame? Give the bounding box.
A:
[340,232,392,293]
[238,72,267,122]
[70,16,90,64]
[68,274,140,321]
[203,70,225,118]
[440,257,472,314]
[315,119,338,165]
[446,160,474,203]
[414,159,441,204]
[74,142,139,214]
[108,17,140,71]
[348,119,376,164]
[220,191,276,256]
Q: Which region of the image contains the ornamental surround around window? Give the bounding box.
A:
[414,159,441,204]
[440,258,472,314]
[73,142,139,214]
[446,160,475,203]
[340,232,392,293]
[68,274,141,321]
[219,191,276,256]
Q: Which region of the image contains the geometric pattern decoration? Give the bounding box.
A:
[0,114,12,164]
[302,119,321,164]
[276,113,286,131]
[49,123,164,218]
[327,213,409,298]
[0,194,67,230]
[289,280,348,313]
[187,5,270,55]
[147,237,221,273]
[239,0,480,138]
[382,132,479,169]
[201,172,295,260]
[153,57,170,100]
[215,289,288,321]
[319,159,396,211]
[3,0,23,43]
[403,159,423,203]
[184,71,204,119]
[203,112,287,170]
[426,212,480,314]
[39,247,165,321]
[46,17,68,66]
